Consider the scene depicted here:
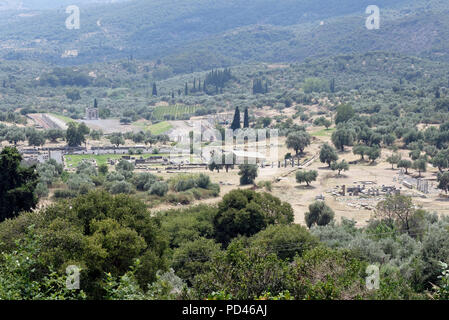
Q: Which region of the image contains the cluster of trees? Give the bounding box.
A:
[0,125,64,147]
[35,159,64,198]
[1,148,449,300]
[313,116,332,129]
[303,77,330,94]
[58,159,220,206]
[318,143,350,175]
[2,50,449,136]
[3,183,448,300]
[204,68,232,92]
[107,131,169,148]
[230,106,250,130]
[0,147,38,222]
[252,79,269,94]
[177,69,233,97]
[38,68,91,87]
[66,122,90,147]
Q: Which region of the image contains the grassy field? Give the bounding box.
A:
[49,113,75,124]
[152,105,200,121]
[148,121,173,135]
[311,127,335,137]
[65,153,170,167]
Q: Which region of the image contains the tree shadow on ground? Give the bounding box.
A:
[295,185,317,190]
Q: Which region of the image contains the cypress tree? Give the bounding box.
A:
[185,83,188,95]
[152,83,158,96]
[243,108,249,128]
[231,107,241,130]
[330,78,335,93]
[94,98,98,108]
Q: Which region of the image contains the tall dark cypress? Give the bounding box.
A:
[185,83,188,95]
[94,98,98,108]
[152,83,158,96]
[243,108,249,128]
[231,106,241,130]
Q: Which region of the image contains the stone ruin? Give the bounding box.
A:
[398,170,430,194]
[337,183,399,197]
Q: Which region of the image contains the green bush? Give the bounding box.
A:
[149,181,168,197]
[166,193,194,205]
[159,205,217,248]
[305,201,335,228]
[251,224,319,261]
[195,174,211,189]
[172,238,222,285]
[53,189,78,199]
[214,189,294,245]
[109,181,135,194]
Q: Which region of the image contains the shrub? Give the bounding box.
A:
[195,174,211,189]
[149,181,168,197]
[109,181,134,194]
[305,201,335,228]
[132,173,157,191]
[53,189,78,199]
[159,205,217,248]
[290,247,367,300]
[76,162,97,176]
[172,238,222,285]
[35,182,49,198]
[98,164,108,175]
[171,176,196,192]
[251,224,319,261]
[67,174,94,192]
[166,193,194,205]
[238,164,258,185]
[106,172,125,182]
[116,160,135,172]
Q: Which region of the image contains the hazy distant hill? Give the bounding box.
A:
[0,0,129,11]
[0,0,448,72]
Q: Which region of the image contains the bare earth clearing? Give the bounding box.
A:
[152,131,449,228]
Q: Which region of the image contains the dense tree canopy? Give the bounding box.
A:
[0,147,38,222]
[214,189,294,245]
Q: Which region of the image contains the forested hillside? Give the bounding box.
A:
[0,0,449,72]
[0,51,447,122]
